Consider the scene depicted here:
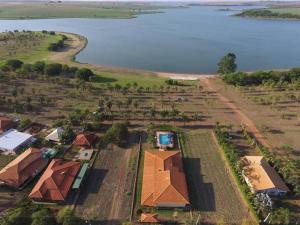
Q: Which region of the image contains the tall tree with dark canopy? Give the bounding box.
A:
[218,53,237,75]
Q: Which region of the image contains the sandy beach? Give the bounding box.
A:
[156,72,217,80]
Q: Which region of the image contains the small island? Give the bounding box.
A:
[236,7,300,20]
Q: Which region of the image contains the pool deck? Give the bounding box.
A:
[156,131,174,149]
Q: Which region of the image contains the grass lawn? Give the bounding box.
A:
[181,131,254,224]
[0,2,160,19]
[0,155,16,169]
[0,31,63,64]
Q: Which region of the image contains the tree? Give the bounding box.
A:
[268,208,290,225]
[0,207,31,225]
[5,59,23,71]
[31,209,56,225]
[103,123,129,147]
[75,68,94,81]
[217,53,237,75]
[60,126,75,144]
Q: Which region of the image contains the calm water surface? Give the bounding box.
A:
[0,6,300,73]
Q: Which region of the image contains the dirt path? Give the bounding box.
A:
[202,78,271,149]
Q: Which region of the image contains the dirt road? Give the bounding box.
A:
[202,78,271,149]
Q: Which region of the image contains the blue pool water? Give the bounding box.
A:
[159,134,173,145]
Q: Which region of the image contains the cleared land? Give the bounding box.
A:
[0,2,160,19]
[270,7,300,15]
[75,132,139,224]
[181,131,253,224]
[0,31,63,64]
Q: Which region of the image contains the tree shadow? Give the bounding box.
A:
[92,76,117,83]
[183,158,215,212]
[76,168,108,205]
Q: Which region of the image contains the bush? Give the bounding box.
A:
[75,68,94,81]
[44,63,62,76]
[103,123,129,147]
[32,61,45,74]
[48,39,64,51]
[5,59,24,71]
[31,209,56,225]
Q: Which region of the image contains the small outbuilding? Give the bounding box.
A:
[45,127,64,143]
[140,213,159,223]
[73,133,97,148]
[241,156,290,197]
[0,129,34,154]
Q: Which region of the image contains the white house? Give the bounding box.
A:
[0,129,35,154]
[241,156,290,197]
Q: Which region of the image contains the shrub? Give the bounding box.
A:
[31,209,56,225]
[32,61,45,73]
[44,63,62,76]
[75,68,94,81]
[5,59,24,71]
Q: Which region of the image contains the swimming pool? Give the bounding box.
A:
[159,134,173,145]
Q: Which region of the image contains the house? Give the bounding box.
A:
[45,127,64,143]
[0,117,13,133]
[141,150,190,208]
[241,156,290,197]
[140,213,159,223]
[29,159,81,202]
[0,129,35,154]
[73,133,97,148]
[0,148,49,189]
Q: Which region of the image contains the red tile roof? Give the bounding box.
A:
[29,159,80,201]
[0,148,48,189]
[73,133,97,148]
[141,151,190,207]
[140,213,159,223]
[0,117,13,132]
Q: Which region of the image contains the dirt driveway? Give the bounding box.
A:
[202,78,271,149]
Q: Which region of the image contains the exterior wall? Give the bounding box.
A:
[155,202,186,208]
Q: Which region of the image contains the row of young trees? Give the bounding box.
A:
[1,59,95,81]
[0,201,78,225]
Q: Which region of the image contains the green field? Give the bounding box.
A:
[270,7,300,15]
[0,2,160,19]
[181,131,255,224]
[0,31,63,64]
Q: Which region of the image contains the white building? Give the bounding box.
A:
[0,129,35,154]
[45,127,63,143]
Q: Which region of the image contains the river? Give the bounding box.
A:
[0,5,300,74]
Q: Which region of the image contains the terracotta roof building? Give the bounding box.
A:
[141,150,190,208]
[73,133,97,148]
[0,117,13,132]
[29,159,81,202]
[241,156,290,197]
[0,148,49,189]
[140,213,159,223]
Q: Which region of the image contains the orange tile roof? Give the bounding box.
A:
[140,213,159,223]
[141,150,190,207]
[241,156,290,193]
[0,148,48,189]
[73,133,97,147]
[29,159,80,201]
[0,117,13,131]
